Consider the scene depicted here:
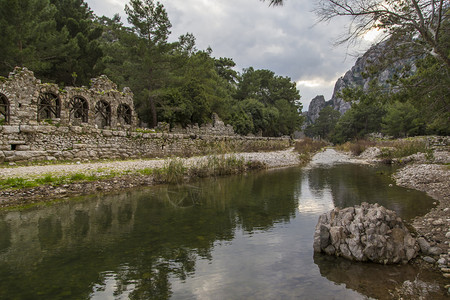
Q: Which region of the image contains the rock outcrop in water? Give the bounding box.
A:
[313,202,418,264]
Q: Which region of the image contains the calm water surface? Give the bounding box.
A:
[0,164,446,299]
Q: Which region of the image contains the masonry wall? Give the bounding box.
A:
[0,67,290,163]
[0,125,290,163]
[0,67,137,129]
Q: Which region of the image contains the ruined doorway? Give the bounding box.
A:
[0,93,9,124]
[117,104,132,125]
[69,96,89,124]
[38,92,60,121]
[94,100,111,129]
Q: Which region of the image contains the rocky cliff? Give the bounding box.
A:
[305,41,417,121]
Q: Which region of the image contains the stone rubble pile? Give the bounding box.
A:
[313,202,418,264]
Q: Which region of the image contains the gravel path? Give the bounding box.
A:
[308,148,359,166]
[0,149,301,179]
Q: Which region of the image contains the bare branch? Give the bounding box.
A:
[314,0,450,69]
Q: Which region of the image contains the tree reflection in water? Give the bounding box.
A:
[0,165,441,299]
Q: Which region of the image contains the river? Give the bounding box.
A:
[0,162,447,299]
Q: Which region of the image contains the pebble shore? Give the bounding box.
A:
[1,145,449,284]
[393,161,450,287]
[0,149,301,207]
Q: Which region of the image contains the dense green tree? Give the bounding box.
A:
[214,57,239,84]
[159,48,235,128]
[394,54,450,135]
[232,67,303,136]
[305,106,340,139]
[381,101,426,138]
[331,87,386,143]
[122,0,172,127]
[0,0,76,80]
[228,107,254,135]
[49,0,103,85]
[235,67,300,106]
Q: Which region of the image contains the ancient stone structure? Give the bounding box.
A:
[0,67,137,129]
[313,203,419,264]
[0,68,290,163]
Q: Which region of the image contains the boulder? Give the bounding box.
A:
[313,202,419,264]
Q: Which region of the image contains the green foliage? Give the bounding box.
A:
[0,177,36,189]
[381,101,425,138]
[331,87,386,144]
[190,155,247,178]
[294,138,328,165]
[0,0,103,85]
[305,106,340,139]
[394,55,450,135]
[229,67,303,136]
[378,139,429,160]
[0,0,303,136]
[154,158,186,184]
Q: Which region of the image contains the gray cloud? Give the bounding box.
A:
[85,0,371,110]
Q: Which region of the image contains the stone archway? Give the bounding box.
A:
[94,100,111,129]
[69,96,89,124]
[38,92,60,121]
[0,93,9,124]
[117,103,132,125]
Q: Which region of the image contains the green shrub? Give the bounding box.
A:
[378,139,428,159]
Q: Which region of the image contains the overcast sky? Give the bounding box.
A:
[85,0,375,111]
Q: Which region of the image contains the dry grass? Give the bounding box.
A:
[335,140,376,156]
[294,138,328,165]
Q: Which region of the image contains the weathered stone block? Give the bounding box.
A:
[73,144,87,149]
[19,125,36,133]
[5,151,47,162]
[15,145,30,151]
[2,126,20,134]
[70,126,83,134]
[36,126,54,134]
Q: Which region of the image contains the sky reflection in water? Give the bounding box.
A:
[0,164,445,299]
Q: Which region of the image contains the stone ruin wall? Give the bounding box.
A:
[0,68,290,163]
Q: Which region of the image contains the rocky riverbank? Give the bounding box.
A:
[359,145,450,287]
[394,163,450,273]
[0,149,301,208]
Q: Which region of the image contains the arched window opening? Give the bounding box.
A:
[38,92,60,121]
[0,93,9,125]
[69,96,89,123]
[117,104,132,125]
[95,100,111,129]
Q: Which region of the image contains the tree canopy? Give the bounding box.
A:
[0,0,304,136]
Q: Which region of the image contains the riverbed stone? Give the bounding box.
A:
[423,256,436,264]
[428,246,443,256]
[418,237,431,254]
[313,202,419,264]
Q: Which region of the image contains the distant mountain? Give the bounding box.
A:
[305,41,417,124]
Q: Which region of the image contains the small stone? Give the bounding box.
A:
[429,247,443,256]
[444,273,450,279]
[418,237,431,254]
[445,232,450,238]
[423,256,436,264]
[441,267,450,272]
[432,219,444,226]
